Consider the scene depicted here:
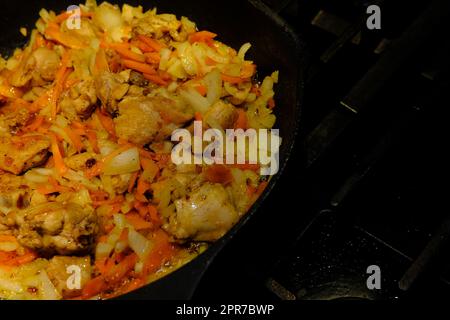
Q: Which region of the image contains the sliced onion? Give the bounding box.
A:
[179,87,210,113]
[38,270,61,300]
[204,68,222,104]
[128,228,153,260]
[103,147,140,176]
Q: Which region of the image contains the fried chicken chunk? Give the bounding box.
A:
[165,183,239,241]
[12,202,98,255]
[0,134,50,174]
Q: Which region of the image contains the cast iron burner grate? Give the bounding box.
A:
[193,0,450,300]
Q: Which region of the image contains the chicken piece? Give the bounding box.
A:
[46,256,91,298]
[204,100,238,130]
[12,202,98,255]
[134,13,181,40]
[64,152,99,171]
[0,107,31,136]
[165,182,239,241]
[114,96,193,146]
[94,71,129,114]
[0,173,31,232]
[10,47,60,87]
[60,79,97,120]
[113,97,163,146]
[0,173,31,210]
[0,134,50,174]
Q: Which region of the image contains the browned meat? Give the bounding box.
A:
[10,47,60,87]
[113,97,163,146]
[64,152,100,171]
[12,202,98,255]
[0,134,50,174]
[0,107,31,136]
[0,173,31,210]
[164,182,239,241]
[60,79,97,120]
[114,96,193,146]
[94,71,129,114]
[46,256,92,298]
[204,100,238,130]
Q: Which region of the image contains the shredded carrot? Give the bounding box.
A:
[94,48,110,75]
[63,126,84,153]
[188,31,217,45]
[24,116,45,132]
[95,109,116,138]
[127,171,139,193]
[135,176,151,202]
[148,205,162,226]
[51,51,72,119]
[195,84,207,96]
[240,63,256,79]
[143,73,168,86]
[194,111,203,121]
[268,98,276,109]
[126,213,153,230]
[0,235,17,243]
[205,56,218,66]
[45,23,86,49]
[134,39,155,53]
[142,230,175,276]
[114,46,146,63]
[221,73,244,84]
[234,108,248,129]
[53,11,93,24]
[136,35,165,52]
[50,133,68,176]
[144,52,161,64]
[86,129,100,153]
[29,90,52,113]
[122,59,156,75]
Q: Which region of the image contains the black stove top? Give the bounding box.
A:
[193,0,450,300]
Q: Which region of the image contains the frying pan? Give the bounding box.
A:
[0,0,304,299]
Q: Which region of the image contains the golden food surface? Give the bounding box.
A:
[0,1,278,299]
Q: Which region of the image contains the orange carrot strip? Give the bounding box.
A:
[125,213,153,230]
[147,205,161,226]
[188,31,217,45]
[45,24,86,49]
[95,109,116,138]
[127,171,139,193]
[234,108,248,129]
[221,73,244,84]
[144,52,161,64]
[94,48,110,75]
[137,35,165,52]
[114,46,146,63]
[240,63,256,79]
[0,235,17,243]
[24,116,45,132]
[143,73,168,86]
[134,40,155,53]
[122,59,157,75]
[50,133,68,176]
[195,84,207,96]
[194,111,203,121]
[63,126,84,152]
[86,130,100,153]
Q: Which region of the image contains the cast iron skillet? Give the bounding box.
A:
[0,0,304,299]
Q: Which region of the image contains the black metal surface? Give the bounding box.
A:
[193,0,450,301]
[0,0,303,299]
